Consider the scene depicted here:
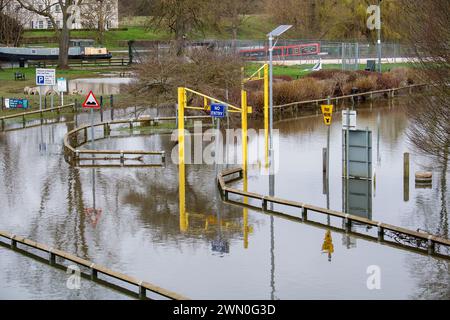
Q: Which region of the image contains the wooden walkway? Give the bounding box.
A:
[0,230,189,300]
[217,167,450,259]
[63,115,210,167]
[0,103,76,131]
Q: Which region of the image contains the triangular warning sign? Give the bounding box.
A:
[82,91,100,109]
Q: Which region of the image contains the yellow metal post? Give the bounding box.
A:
[264,64,269,168]
[243,168,249,249]
[241,90,248,174]
[178,88,188,232]
[242,89,249,248]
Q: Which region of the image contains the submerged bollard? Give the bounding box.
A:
[90,263,97,280]
[139,281,146,299]
[302,207,308,221]
[403,153,410,202]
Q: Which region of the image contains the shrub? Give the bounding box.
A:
[378,72,401,89]
[354,75,378,92]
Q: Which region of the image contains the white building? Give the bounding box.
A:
[8,0,119,30]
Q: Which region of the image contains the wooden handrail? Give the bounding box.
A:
[217,167,450,254]
[273,84,427,109]
[0,230,188,300]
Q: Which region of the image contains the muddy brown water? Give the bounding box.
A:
[0,97,448,299]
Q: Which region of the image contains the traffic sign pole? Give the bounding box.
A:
[90,108,95,149]
[39,86,42,111]
[326,97,331,213]
[81,91,101,152]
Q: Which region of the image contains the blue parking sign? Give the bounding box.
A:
[37,76,45,85]
[210,103,227,118]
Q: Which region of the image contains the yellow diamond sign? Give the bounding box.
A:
[321,104,333,126]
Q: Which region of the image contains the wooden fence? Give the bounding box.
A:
[0,230,188,300]
[64,115,210,167]
[217,167,450,259]
[0,103,76,131]
[28,58,130,69]
[273,83,428,114]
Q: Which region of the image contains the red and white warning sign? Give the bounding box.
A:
[82,90,100,109]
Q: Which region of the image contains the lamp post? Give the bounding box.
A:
[377,0,382,73]
[267,25,292,175]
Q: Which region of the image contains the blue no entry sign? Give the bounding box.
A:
[210,103,227,118]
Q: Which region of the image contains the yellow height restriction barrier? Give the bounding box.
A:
[243,64,269,168]
[177,87,251,232]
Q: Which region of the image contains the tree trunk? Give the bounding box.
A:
[231,24,238,53]
[98,2,105,45]
[58,22,70,69]
[175,22,185,56]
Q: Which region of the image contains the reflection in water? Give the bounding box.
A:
[0,98,448,299]
[69,78,132,95]
[343,178,373,220]
[85,169,102,228]
[321,230,334,262]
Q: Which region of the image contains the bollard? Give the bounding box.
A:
[110,95,114,120]
[100,96,104,122]
[49,248,56,265]
[262,198,268,211]
[90,263,98,280]
[10,235,17,249]
[403,153,410,202]
[427,236,435,255]
[302,207,307,221]
[139,282,146,299]
[344,214,351,232]
[377,222,384,241]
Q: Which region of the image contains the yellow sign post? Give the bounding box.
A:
[243,64,269,168]
[177,87,251,233]
[321,104,334,126]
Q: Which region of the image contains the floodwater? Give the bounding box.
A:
[0,97,448,300]
[68,78,133,95]
[25,77,133,96]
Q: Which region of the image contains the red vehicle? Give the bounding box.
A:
[239,43,320,60]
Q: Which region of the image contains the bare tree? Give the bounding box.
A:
[17,0,84,69]
[400,0,449,165]
[129,47,244,106]
[207,0,259,51]
[0,0,25,46]
[80,0,117,44]
[147,0,206,55]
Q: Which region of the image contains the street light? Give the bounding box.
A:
[267,25,292,174]
[377,0,382,73]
